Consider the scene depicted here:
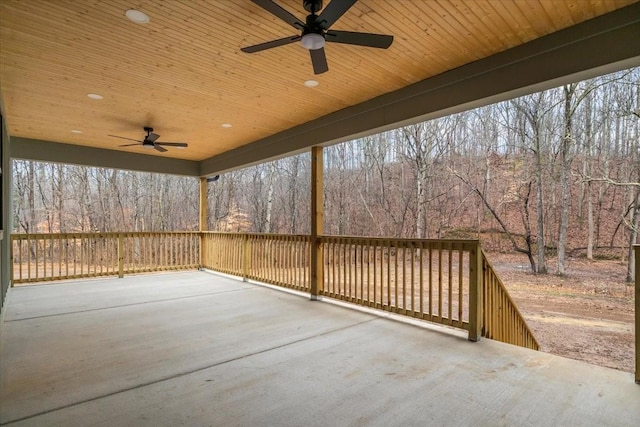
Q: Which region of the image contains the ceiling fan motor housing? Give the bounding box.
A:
[305,14,323,31]
[143,126,155,144]
[304,0,322,13]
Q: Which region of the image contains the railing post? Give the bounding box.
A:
[243,234,250,282]
[117,233,124,278]
[199,232,205,270]
[468,241,483,342]
[634,245,639,384]
[310,146,324,300]
[9,233,14,287]
[199,177,207,270]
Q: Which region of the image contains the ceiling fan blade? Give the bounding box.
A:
[156,142,188,147]
[119,143,142,147]
[250,0,305,29]
[146,132,160,143]
[310,48,328,75]
[317,0,358,30]
[241,35,301,53]
[108,134,143,143]
[325,30,393,48]
[154,145,168,153]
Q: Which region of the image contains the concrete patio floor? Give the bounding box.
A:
[0,271,638,426]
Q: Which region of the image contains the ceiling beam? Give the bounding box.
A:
[200,3,640,176]
[11,137,200,176]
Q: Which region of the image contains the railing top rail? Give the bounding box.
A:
[200,232,479,247]
[321,235,480,245]
[13,230,480,244]
[201,231,311,239]
[11,231,201,239]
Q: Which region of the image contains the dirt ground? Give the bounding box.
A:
[488,252,635,373]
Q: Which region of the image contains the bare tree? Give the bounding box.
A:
[508,92,559,273]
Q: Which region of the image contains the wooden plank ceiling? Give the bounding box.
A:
[0,0,637,162]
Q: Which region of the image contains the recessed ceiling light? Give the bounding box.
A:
[221,123,232,128]
[304,79,319,88]
[125,9,150,24]
[71,129,82,134]
[87,93,103,100]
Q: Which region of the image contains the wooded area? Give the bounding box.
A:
[12,68,640,280]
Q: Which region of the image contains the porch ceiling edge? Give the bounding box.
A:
[10,137,200,177]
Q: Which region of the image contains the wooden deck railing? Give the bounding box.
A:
[321,237,478,331]
[10,231,539,351]
[482,251,540,350]
[11,232,199,283]
[200,233,536,349]
[201,232,310,292]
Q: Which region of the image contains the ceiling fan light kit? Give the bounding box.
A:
[301,33,324,50]
[241,0,393,75]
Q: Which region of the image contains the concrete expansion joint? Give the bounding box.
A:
[4,288,251,323]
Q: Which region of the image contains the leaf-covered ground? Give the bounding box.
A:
[490,252,634,372]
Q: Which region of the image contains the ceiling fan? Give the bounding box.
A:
[108,127,188,153]
[241,0,393,74]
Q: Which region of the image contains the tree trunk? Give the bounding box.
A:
[56,165,65,232]
[265,167,274,234]
[416,167,427,239]
[627,189,640,282]
[584,90,594,259]
[534,136,547,273]
[28,161,36,232]
[587,181,594,260]
[556,85,574,275]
